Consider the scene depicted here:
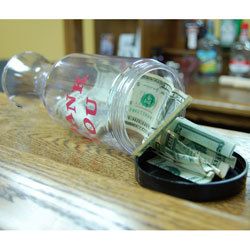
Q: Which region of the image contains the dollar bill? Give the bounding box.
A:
[152,88,187,127]
[178,136,236,178]
[158,129,235,178]
[158,129,198,157]
[147,155,215,184]
[178,136,236,168]
[168,117,236,158]
[125,73,175,139]
[132,92,192,157]
[155,130,224,176]
[167,117,236,178]
[130,79,236,183]
[147,115,238,182]
[152,142,219,177]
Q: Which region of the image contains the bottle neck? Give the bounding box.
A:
[1,51,51,108]
[240,29,249,42]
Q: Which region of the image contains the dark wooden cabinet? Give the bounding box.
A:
[94,20,232,75]
[94,20,186,58]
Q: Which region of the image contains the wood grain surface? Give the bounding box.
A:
[0,93,249,229]
[186,82,250,131]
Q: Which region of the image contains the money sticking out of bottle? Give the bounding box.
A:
[55,73,236,184]
[147,117,236,184]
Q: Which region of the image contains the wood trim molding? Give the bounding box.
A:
[64,20,83,54]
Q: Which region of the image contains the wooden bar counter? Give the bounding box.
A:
[186,82,250,131]
[0,93,249,229]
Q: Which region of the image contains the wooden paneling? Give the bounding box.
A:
[64,20,83,54]
[139,20,175,58]
[186,82,250,131]
[95,20,138,55]
[94,20,184,58]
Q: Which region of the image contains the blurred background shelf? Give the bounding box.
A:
[93,20,232,75]
[186,82,250,132]
[163,48,197,56]
[93,20,189,57]
[0,19,250,132]
[163,47,231,59]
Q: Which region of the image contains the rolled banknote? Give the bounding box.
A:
[178,136,236,178]
[166,117,236,178]
[168,117,236,158]
[158,129,235,178]
[152,142,220,177]
[178,136,236,169]
[147,155,215,184]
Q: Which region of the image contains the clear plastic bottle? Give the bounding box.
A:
[196,20,222,83]
[229,22,250,77]
[2,51,184,154]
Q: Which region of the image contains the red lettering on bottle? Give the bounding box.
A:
[83,117,96,135]
[64,74,98,137]
[66,113,78,132]
[66,94,76,113]
[86,97,97,116]
[72,75,89,93]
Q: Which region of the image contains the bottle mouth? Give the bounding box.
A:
[109,59,184,155]
[1,51,49,108]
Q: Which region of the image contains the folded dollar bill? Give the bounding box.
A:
[147,118,237,183]
[147,155,215,184]
[136,79,237,184]
[168,117,236,158]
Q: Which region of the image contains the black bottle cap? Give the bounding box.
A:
[135,147,248,202]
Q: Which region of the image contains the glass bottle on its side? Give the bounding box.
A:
[1,51,184,155]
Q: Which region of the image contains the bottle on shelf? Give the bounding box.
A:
[220,20,237,48]
[229,22,250,78]
[185,21,199,50]
[196,20,222,83]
